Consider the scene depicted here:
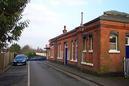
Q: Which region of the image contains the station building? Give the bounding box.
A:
[48,11,129,74]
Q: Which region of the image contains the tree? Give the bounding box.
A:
[0,0,29,50]
[36,47,44,53]
[21,45,31,53]
[9,43,21,53]
[21,45,36,58]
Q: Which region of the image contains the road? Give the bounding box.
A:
[0,65,27,86]
[0,58,96,86]
[30,61,89,86]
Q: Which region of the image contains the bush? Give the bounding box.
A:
[25,51,36,58]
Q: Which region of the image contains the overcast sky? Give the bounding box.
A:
[15,0,129,49]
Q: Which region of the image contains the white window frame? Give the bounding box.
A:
[71,41,74,61]
[81,62,94,66]
[110,35,117,50]
[60,45,63,59]
[74,40,78,62]
[126,37,129,46]
[88,34,93,53]
[82,38,87,52]
[109,32,120,53]
[81,53,94,66]
[57,45,60,58]
[57,44,63,59]
[50,46,54,58]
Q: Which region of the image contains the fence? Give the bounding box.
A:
[0,52,14,73]
[36,52,46,57]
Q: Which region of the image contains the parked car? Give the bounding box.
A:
[13,54,28,66]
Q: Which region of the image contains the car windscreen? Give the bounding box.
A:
[15,56,26,60]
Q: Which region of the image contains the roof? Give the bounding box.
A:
[49,27,79,42]
[84,10,129,26]
[50,10,129,42]
[100,10,129,23]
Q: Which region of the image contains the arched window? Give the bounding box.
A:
[109,31,119,51]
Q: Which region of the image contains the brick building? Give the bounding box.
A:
[48,11,129,74]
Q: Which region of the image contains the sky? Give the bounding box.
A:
[16,0,129,49]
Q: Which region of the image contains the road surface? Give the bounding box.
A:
[29,61,91,86]
[0,65,27,86]
[0,58,97,86]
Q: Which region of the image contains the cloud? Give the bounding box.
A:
[19,0,106,48]
[24,3,61,25]
[20,2,64,48]
[23,2,64,34]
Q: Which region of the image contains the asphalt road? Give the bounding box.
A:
[0,59,95,86]
[30,61,90,86]
[0,65,27,86]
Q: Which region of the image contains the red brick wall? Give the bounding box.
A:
[93,29,101,72]
[80,27,100,72]
[48,19,129,74]
[99,20,129,73]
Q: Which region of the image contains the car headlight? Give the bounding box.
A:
[22,60,26,62]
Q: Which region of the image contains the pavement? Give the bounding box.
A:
[45,60,129,86]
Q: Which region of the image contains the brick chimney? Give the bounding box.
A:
[80,12,83,26]
[63,25,67,34]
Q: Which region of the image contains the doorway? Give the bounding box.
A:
[124,35,129,77]
[64,42,68,65]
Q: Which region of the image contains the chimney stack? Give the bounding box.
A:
[63,25,67,34]
[80,12,83,26]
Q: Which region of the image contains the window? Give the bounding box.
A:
[89,34,93,52]
[126,34,129,45]
[75,40,78,62]
[70,40,77,62]
[109,32,118,50]
[83,37,86,51]
[57,45,60,57]
[109,31,120,53]
[50,46,54,58]
[81,34,94,66]
[57,44,63,59]
[81,53,93,66]
[57,44,61,59]
[71,41,74,60]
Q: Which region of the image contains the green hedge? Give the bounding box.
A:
[25,51,36,58]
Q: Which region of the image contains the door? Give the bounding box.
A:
[125,35,129,77]
[126,46,129,59]
[126,36,129,58]
[64,42,68,65]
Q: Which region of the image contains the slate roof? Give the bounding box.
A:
[100,10,129,23]
[49,10,129,42]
